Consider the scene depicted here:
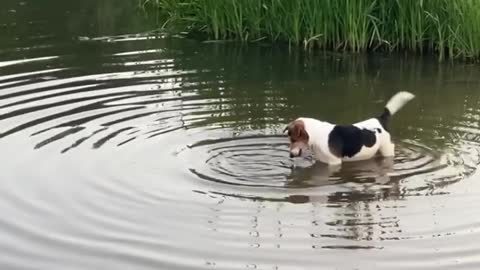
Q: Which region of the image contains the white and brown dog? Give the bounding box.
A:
[284,91,415,165]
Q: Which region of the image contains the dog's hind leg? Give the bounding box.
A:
[379,142,395,157]
[379,133,395,157]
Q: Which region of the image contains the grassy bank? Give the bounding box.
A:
[143,0,480,61]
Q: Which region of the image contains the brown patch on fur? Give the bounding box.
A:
[284,119,309,156]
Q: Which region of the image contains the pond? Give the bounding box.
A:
[2,1,480,269]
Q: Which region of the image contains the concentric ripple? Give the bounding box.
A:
[181,135,478,197]
[182,135,297,187]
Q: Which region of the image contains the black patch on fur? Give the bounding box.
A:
[378,108,391,131]
[328,125,377,158]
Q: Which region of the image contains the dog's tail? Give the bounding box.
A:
[378,91,415,130]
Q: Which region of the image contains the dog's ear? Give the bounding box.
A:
[292,122,302,139]
[290,121,309,141]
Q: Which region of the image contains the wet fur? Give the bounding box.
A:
[285,91,415,165]
[328,125,377,158]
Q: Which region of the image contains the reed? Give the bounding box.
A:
[143,0,480,61]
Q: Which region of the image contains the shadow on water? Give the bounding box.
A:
[2,0,480,269]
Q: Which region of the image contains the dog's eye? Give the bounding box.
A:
[287,130,291,136]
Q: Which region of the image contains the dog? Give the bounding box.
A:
[284,91,415,165]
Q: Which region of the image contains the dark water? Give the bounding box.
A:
[2,1,480,269]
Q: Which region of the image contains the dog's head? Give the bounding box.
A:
[284,119,309,158]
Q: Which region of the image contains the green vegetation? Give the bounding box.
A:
[142,0,480,61]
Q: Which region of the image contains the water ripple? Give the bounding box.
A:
[1,25,480,270]
[181,135,478,200]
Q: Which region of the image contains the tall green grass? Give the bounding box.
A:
[143,0,480,61]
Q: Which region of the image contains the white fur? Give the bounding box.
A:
[298,117,392,165]
[385,91,415,115]
[289,91,414,165]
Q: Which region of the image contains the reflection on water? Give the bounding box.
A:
[1,0,480,269]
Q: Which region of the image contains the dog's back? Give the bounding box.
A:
[325,91,416,163]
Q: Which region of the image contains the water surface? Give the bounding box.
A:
[2,1,480,269]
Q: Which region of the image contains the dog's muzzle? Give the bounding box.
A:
[289,148,302,158]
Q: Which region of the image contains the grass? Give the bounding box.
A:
[142,0,480,61]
